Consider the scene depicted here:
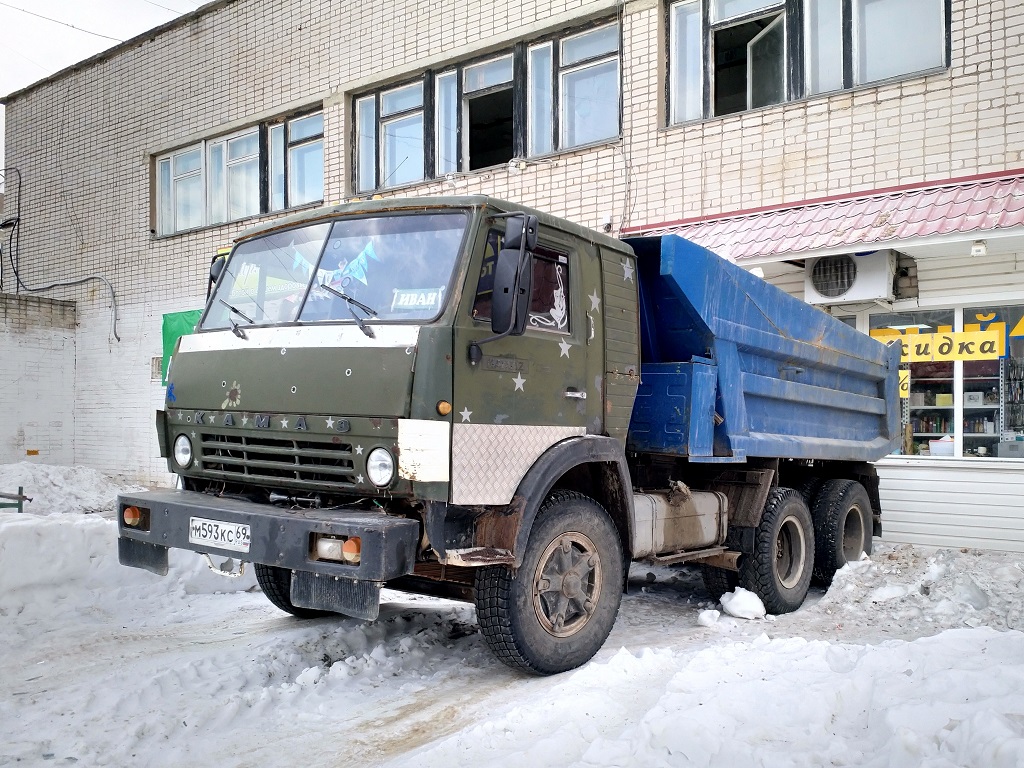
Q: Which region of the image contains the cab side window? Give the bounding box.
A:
[472,228,571,335]
[526,249,570,334]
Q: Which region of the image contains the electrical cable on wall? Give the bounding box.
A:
[615,0,637,233]
[0,167,121,342]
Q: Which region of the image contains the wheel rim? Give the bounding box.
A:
[533,532,603,638]
[842,504,865,563]
[774,514,807,590]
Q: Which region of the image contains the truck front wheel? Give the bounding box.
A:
[254,563,329,619]
[740,487,814,615]
[811,479,872,586]
[474,491,624,675]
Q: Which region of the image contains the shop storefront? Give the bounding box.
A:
[625,171,1024,552]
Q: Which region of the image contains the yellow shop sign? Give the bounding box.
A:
[870,329,1003,363]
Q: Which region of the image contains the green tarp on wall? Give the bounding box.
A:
[161,310,203,385]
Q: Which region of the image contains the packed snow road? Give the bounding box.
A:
[2,463,1024,767]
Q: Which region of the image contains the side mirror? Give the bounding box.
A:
[207,255,226,300]
[491,247,532,335]
[503,214,538,252]
[210,256,226,283]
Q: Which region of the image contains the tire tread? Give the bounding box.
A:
[474,490,622,675]
[811,479,872,586]
[739,487,813,615]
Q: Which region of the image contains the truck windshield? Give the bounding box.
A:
[201,211,468,330]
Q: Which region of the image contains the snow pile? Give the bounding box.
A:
[0,511,258,617]
[805,544,1024,641]
[0,463,254,617]
[0,461,145,516]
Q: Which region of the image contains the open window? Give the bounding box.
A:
[353,20,622,193]
[713,13,785,116]
[669,0,948,124]
[464,56,515,171]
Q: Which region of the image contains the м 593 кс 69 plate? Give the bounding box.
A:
[188,517,251,553]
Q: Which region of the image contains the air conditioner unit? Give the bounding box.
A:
[804,251,897,305]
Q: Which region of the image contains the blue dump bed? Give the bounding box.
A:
[624,235,901,463]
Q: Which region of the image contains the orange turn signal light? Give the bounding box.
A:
[122,505,150,530]
[342,537,361,564]
[437,400,452,416]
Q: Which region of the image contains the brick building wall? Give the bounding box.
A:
[0,0,1019,481]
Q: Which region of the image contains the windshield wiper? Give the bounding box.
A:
[219,299,253,339]
[319,282,377,339]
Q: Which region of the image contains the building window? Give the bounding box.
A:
[668,0,947,124]
[156,111,324,236]
[559,26,620,148]
[381,83,426,187]
[463,55,515,171]
[157,146,203,234]
[853,0,946,86]
[270,112,325,211]
[353,21,620,194]
[208,129,260,225]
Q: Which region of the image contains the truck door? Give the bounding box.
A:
[450,222,598,505]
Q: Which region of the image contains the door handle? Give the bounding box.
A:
[564,389,587,400]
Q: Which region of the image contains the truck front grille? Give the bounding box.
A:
[198,433,355,487]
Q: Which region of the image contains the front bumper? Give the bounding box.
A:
[116,489,419,583]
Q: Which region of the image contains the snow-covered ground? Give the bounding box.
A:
[2,462,1023,767]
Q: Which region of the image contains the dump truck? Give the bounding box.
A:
[118,196,901,675]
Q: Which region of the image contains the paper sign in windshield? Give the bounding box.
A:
[392,287,444,312]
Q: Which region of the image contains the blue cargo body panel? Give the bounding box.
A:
[625,235,901,463]
[629,361,719,457]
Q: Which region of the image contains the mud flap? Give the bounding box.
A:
[290,571,382,620]
[118,537,169,576]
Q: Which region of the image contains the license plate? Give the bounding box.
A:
[188,517,251,553]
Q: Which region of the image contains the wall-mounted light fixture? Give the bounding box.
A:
[971,239,988,257]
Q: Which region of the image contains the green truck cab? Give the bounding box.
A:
[118,195,899,675]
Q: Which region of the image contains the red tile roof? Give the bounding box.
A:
[622,172,1024,260]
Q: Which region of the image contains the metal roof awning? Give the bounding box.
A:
[621,170,1024,263]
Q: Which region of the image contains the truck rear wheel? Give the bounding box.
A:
[811,479,872,586]
[740,487,814,615]
[254,563,329,619]
[700,564,738,602]
[474,491,624,675]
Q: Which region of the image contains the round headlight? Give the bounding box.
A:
[173,434,193,468]
[366,448,395,487]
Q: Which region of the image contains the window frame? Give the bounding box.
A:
[272,112,325,212]
[156,144,204,236]
[207,126,261,226]
[379,81,427,189]
[667,0,951,125]
[865,302,1023,460]
[352,19,622,195]
[154,109,325,237]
